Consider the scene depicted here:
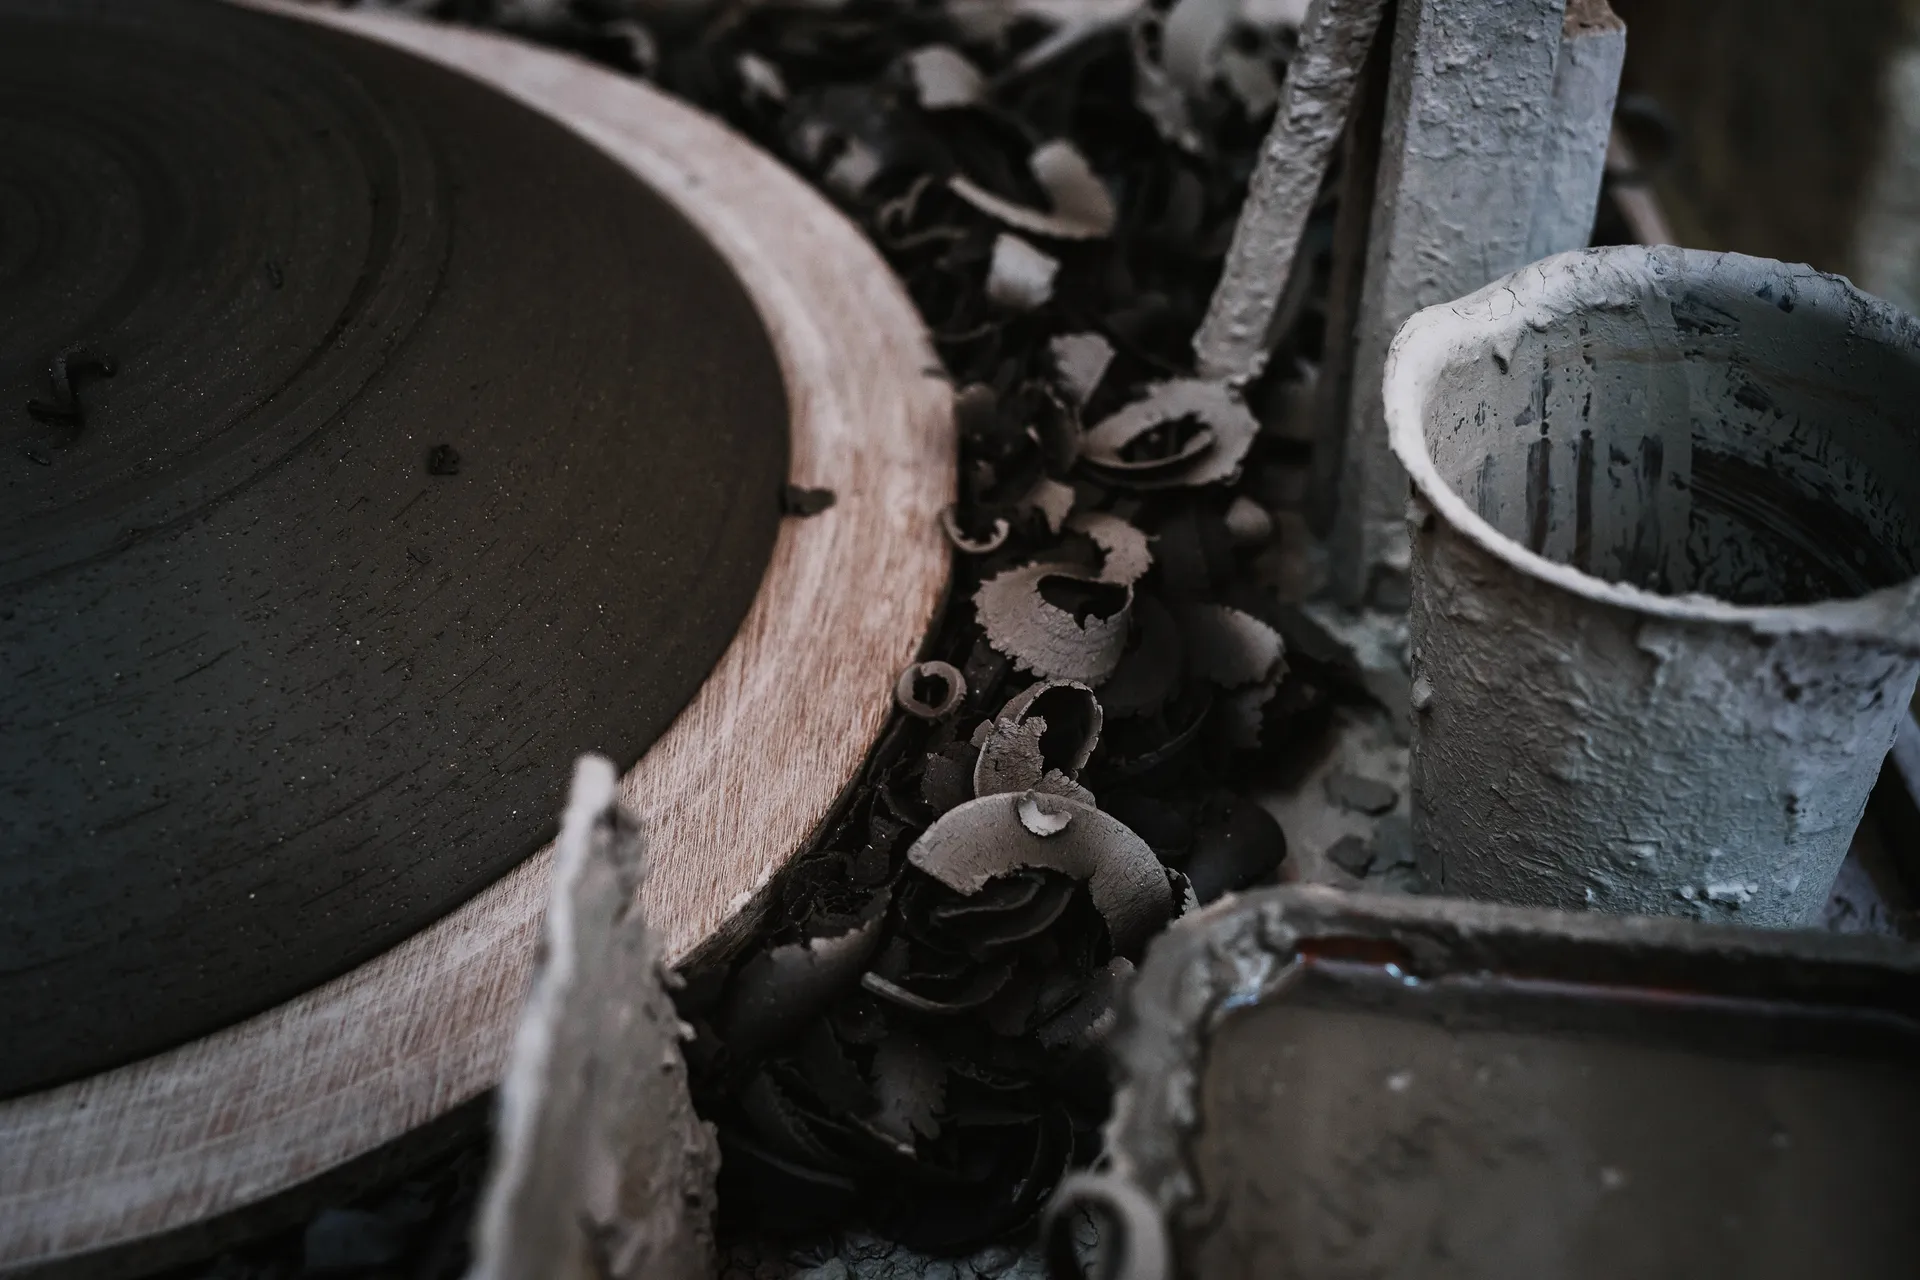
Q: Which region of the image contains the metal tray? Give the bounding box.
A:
[1050,885,1920,1280]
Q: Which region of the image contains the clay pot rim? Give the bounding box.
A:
[1384,245,1920,648]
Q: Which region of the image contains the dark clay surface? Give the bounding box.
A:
[0,0,788,1096]
[1190,963,1920,1279]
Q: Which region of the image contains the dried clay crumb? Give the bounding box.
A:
[985,233,1060,310]
[782,484,838,516]
[949,140,1117,240]
[905,44,987,110]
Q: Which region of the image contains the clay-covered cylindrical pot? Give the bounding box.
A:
[1385,246,1920,926]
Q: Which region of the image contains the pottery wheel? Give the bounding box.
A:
[0,0,788,1097]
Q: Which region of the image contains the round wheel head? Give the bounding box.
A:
[0,0,788,1096]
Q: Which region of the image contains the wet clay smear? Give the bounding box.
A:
[162,0,1368,1274]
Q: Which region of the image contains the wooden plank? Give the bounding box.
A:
[1307,0,1396,541]
[469,759,718,1280]
[1606,128,1679,247]
[0,5,953,1269]
[1192,0,1393,385]
[1328,0,1572,606]
[1526,0,1628,261]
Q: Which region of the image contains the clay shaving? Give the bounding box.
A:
[975,563,1133,683]
[942,503,1012,554]
[469,757,719,1280]
[950,140,1118,240]
[1081,379,1261,488]
[986,233,1061,309]
[905,44,987,110]
[1179,603,1286,688]
[973,679,1104,798]
[1048,332,1115,408]
[895,661,969,720]
[909,792,1176,953]
[718,889,891,1061]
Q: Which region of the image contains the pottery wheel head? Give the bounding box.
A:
[0,0,789,1096]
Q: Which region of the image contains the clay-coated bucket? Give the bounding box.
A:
[1385,247,1920,926]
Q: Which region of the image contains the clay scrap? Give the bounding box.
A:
[468,757,718,1280]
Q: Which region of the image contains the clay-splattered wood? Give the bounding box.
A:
[1328,0,1575,606]
[1192,0,1392,386]
[0,4,952,1269]
[1525,0,1627,262]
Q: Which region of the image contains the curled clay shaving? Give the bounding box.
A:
[974,563,1132,683]
[997,677,1106,758]
[973,726,1097,805]
[895,660,968,720]
[941,503,1011,553]
[869,1035,946,1146]
[603,20,657,77]
[826,139,884,198]
[1049,332,1115,408]
[736,52,788,103]
[1099,594,1184,718]
[971,514,1149,683]
[718,890,890,1060]
[973,678,1105,800]
[1081,379,1260,488]
[1219,42,1281,117]
[1178,603,1286,687]
[1104,687,1214,779]
[787,105,891,199]
[861,962,1013,1015]
[908,792,1174,952]
[986,233,1060,310]
[950,139,1118,240]
[1033,387,1083,474]
[973,713,1048,796]
[1021,475,1078,533]
[1067,511,1153,585]
[1160,0,1236,97]
[1182,795,1288,903]
[1130,10,1204,153]
[953,381,1003,439]
[739,1072,843,1169]
[941,875,1077,950]
[921,741,981,813]
[906,44,987,110]
[1224,495,1274,546]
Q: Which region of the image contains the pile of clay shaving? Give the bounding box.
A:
[175,0,1358,1273]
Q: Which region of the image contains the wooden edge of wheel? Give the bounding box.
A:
[0,6,954,1268]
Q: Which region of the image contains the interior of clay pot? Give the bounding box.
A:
[1422,267,1920,606]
